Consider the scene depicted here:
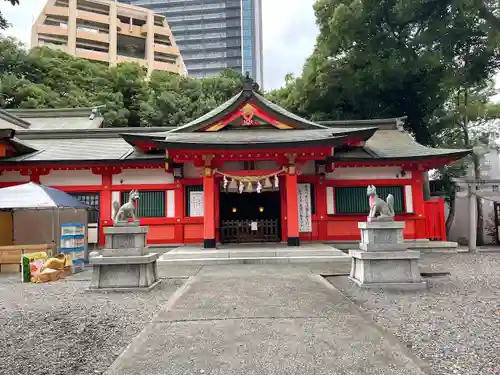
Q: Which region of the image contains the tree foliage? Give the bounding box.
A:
[0,0,18,30]
[430,84,500,240]
[0,37,245,127]
[268,0,500,146]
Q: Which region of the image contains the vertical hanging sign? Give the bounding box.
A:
[190,191,204,217]
[297,183,312,232]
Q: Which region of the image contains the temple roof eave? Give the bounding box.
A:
[120,127,379,152]
[327,149,471,164]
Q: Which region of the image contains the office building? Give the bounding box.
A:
[120,0,264,88]
[32,0,186,76]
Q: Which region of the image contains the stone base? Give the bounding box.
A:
[348,277,427,291]
[89,253,160,292]
[358,220,406,252]
[349,249,425,290]
[87,280,162,293]
[104,225,148,250]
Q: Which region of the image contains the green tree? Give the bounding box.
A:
[431,84,500,242]
[267,0,500,146]
[0,37,245,127]
[0,0,18,30]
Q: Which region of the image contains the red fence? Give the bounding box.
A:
[424,198,447,241]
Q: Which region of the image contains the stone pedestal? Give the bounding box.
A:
[349,219,426,290]
[88,224,160,292]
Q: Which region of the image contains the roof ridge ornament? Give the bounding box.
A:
[243,71,259,92]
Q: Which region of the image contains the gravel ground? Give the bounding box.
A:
[328,252,500,375]
[0,270,185,375]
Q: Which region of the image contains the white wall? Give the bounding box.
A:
[40,170,102,186]
[112,168,174,185]
[0,171,29,183]
[326,166,412,180]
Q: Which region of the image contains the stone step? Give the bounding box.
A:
[157,255,351,266]
[162,249,342,259]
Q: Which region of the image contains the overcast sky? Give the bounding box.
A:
[0,0,318,91]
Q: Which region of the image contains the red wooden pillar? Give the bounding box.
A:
[285,170,300,246]
[203,168,216,248]
[412,171,427,239]
[99,173,112,245]
[174,181,184,244]
[316,177,327,241]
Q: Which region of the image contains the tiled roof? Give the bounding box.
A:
[364,129,470,159]
[4,107,104,130]
[5,137,133,162]
[253,92,327,129]
[171,92,242,132]
[331,127,470,160]
[121,127,378,150]
[0,127,176,164]
[0,109,30,130]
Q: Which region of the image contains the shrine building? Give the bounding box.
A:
[0,78,469,248]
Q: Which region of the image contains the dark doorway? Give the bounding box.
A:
[219,191,281,243]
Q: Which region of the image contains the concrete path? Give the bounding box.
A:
[105,265,428,375]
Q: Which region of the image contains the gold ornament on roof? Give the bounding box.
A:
[241,103,257,126]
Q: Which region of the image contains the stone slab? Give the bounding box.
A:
[104,225,149,235]
[98,247,150,257]
[104,270,427,375]
[89,253,159,265]
[359,242,408,252]
[154,274,353,322]
[89,260,159,290]
[114,220,140,226]
[358,221,405,229]
[349,249,421,260]
[87,279,162,293]
[349,277,428,291]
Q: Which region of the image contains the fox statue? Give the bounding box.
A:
[113,189,140,225]
[367,185,395,219]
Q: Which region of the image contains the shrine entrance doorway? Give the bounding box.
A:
[219,191,281,244]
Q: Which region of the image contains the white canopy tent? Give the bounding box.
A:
[0,182,89,256]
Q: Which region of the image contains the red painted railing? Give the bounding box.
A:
[424,198,447,241]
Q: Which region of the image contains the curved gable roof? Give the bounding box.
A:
[170,76,327,133]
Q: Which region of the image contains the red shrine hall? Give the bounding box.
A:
[0,77,469,248]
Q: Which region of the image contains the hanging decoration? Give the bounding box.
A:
[256,181,262,193]
[214,168,287,194]
[229,178,238,190]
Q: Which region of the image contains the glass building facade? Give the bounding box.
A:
[120,0,263,88]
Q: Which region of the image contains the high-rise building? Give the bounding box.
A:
[120,0,264,88]
[32,0,186,76]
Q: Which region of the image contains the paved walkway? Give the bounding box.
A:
[104,265,429,375]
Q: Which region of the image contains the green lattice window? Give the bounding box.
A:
[185,185,203,217]
[120,190,165,218]
[334,186,405,214]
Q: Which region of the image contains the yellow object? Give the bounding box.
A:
[25,252,47,260]
[40,254,68,272]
